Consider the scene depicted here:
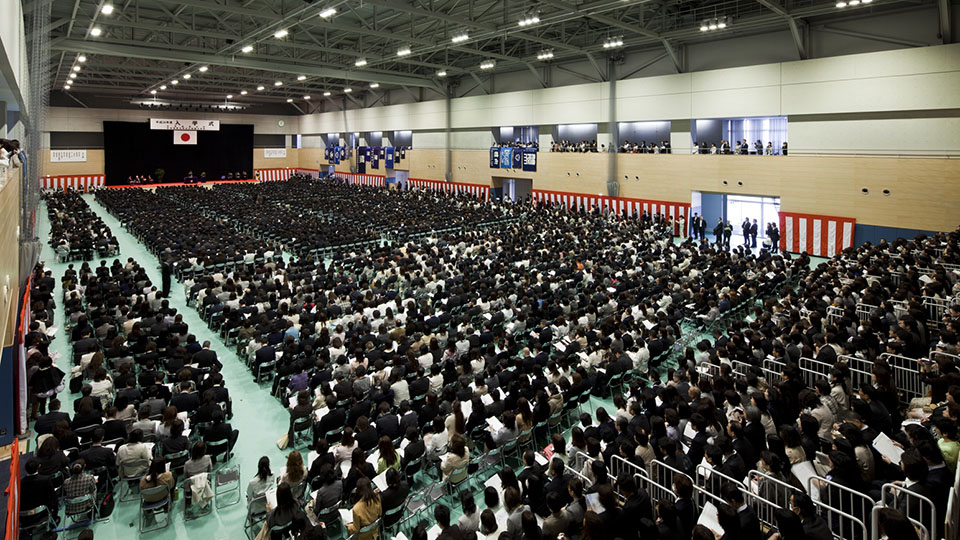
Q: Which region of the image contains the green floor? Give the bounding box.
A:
[34,193,614,539]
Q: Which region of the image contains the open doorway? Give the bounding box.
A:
[692,191,780,248]
[491,177,533,202]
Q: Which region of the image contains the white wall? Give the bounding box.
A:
[789,117,960,155]
[46,107,302,135]
[0,0,28,115]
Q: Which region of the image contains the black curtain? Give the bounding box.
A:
[103,121,254,185]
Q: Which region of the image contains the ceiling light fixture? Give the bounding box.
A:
[274,81,283,86]
[518,15,540,27]
[241,45,254,53]
[297,75,307,81]
[160,85,166,90]
[64,85,71,90]
[287,98,294,102]
[344,87,352,93]
[304,95,311,100]
[355,58,367,67]
[602,36,624,48]
[171,79,179,85]
[90,27,102,37]
[323,91,331,96]
[70,73,77,79]
[198,66,208,72]
[240,90,248,95]
[319,7,337,18]
[150,90,157,95]
[701,17,730,31]
[101,4,114,15]
[397,46,411,56]
[369,83,379,88]
[480,59,496,69]
[274,29,289,39]
[77,55,87,62]
[257,85,265,91]
[436,70,447,77]
[451,33,469,43]
[226,94,233,99]
[536,49,554,60]
[73,65,81,71]
[182,74,191,79]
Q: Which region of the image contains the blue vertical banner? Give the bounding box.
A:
[489,147,500,168]
[371,147,380,169]
[385,147,395,169]
[334,146,341,164]
[500,147,512,169]
[522,149,538,172]
[324,147,331,162]
[512,149,523,169]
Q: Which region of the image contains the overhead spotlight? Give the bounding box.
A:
[70,73,77,79]
[297,75,307,81]
[77,55,87,62]
[717,20,727,28]
[323,91,331,96]
[397,46,411,56]
[518,15,540,27]
[160,85,166,90]
[286,98,294,102]
[257,85,265,91]
[451,32,469,43]
[101,4,114,15]
[319,7,337,18]
[64,85,71,90]
[701,16,730,30]
[90,27,102,36]
[436,70,447,77]
[836,1,847,6]
[240,90,248,95]
[274,81,283,86]
[171,79,179,85]
[708,22,717,30]
[536,49,554,60]
[274,29,289,39]
[602,36,624,48]
[73,65,81,71]
[226,94,233,99]
[700,24,709,31]
[369,83,379,88]
[354,58,367,67]
[198,66,208,72]
[344,87,352,93]
[304,95,311,100]
[480,59,496,69]
[150,89,157,94]
[241,45,254,53]
[182,74,191,79]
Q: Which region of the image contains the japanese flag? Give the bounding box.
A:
[174,130,197,145]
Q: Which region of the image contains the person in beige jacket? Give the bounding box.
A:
[347,478,382,540]
[440,434,470,482]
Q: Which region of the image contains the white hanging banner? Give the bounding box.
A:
[50,150,87,162]
[264,148,287,158]
[150,118,220,131]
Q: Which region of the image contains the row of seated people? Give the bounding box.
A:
[692,140,788,155]
[44,191,119,262]
[618,141,672,154]
[19,257,241,530]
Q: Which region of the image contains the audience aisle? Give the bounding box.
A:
[36,194,291,540]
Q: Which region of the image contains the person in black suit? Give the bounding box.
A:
[750,219,759,248]
[400,427,426,482]
[354,416,379,452]
[791,493,832,540]
[374,402,401,441]
[314,406,346,446]
[34,398,70,436]
[433,504,471,540]
[517,450,547,516]
[713,218,724,246]
[20,459,60,524]
[721,482,761,540]
[78,428,119,481]
[619,473,654,523]
[101,407,128,443]
[379,468,409,528]
[170,387,200,414]
[203,410,239,458]
[192,341,221,370]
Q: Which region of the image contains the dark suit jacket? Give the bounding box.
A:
[34,411,70,435]
[170,391,200,413]
[375,414,401,441]
[79,445,118,477]
[801,516,833,540]
[737,505,762,540]
[193,348,221,369]
[20,473,58,513]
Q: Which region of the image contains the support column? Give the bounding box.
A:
[670,119,694,155]
[606,59,618,196]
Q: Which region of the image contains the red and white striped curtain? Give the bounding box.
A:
[531,190,690,235]
[780,212,855,257]
[40,175,106,192]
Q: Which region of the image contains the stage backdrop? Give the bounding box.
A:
[103,121,254,185]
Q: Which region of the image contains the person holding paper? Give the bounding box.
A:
[346,478,382,540]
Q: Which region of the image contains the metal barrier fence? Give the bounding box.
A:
[695,464,749,508]
[745,469,804,530]
[638,460,682,515]
[856,302,879,322]
[827,305,844,327]
[878,352,927,408]
[838,354,875,390]
[874,483,936,540]
[924,295,955,330]
[610,454,649,482]
[762,357,786,386]
[808,475,872,540]
[947,468,960,540]
[731,360,752,378]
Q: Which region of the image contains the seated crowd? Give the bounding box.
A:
[21,256,240,531]
[44,190,118,262]
[692,139,788,156]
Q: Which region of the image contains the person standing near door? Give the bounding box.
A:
[742,218,752,247]
[713,219,724,246]
[723,220,733,247]
[750,219,759,248]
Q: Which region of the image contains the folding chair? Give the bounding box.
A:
[139,485,172,533]
[444,464,470,497]
[206,437,235,465]
[291,417,314,449]
[244,494,269,540]
[215,465,241,509]
[19,505,56,538]
[346,517,381,540]
[118,458,150,502]
[183,473,213,521]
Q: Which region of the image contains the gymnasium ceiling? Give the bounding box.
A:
[31,0,952,113]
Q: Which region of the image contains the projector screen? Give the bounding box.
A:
[103,121,254,185]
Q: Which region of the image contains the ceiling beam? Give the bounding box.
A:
[814,25,929,48]
[755,0,807,59]
[52,38,442,89]
[939,0,953,44]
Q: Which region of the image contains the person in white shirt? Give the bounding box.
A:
[116,429,152,477]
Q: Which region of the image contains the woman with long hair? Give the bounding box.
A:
[333,427,358,463]
[265,482,309,539]
[347,478,382,540]
[440,433,470,480]
[139,458,174,504]
[375,436,400,474]
[282,450,306,490]
[246,456,274,515]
